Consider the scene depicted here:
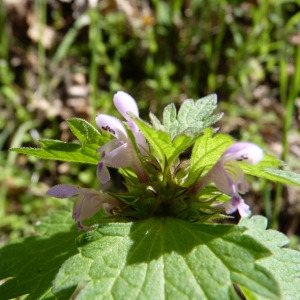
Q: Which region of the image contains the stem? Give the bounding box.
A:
[0,0,8,59]
[272,183,283,229]
[0,121,39,218]
[262,180,272,221]
[89,9,101,119]
[35,0,47,96]
[283,44,300,161]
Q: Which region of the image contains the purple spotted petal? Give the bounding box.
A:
[95,114,127,140]
[221,142,263,164]
[113,91,148,152]
[94,91,149,184]
[46,184,80,198]
[192,142,263,217]
[113,91,139,120]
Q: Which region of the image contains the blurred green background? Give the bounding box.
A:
[1,0,300,246]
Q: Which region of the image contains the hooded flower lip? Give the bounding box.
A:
[47,184,119,230]
[113,91,148,154]
[97,114,128,141]
[113,91,140,120]
[95,91,148,184]
[96,113,146,184]
[221,142,264,165]
[193,142,263,217]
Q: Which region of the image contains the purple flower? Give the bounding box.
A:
[193,142,264,217]
[113,91,148,154]
[96,91,148,184]
[47,184,120,230]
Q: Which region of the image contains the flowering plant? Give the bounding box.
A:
[2,92,300,299]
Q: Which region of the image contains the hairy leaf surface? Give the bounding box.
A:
[150,94,223,140]
[53,217,279,300]
[240,216,300,298]
[0,211,80,300]
[10,118,110,165]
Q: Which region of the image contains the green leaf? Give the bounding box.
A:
[263,168,300,186]
[53,218,279,299]
[0,211,80,300]
[134,119,172,164]
[162,103,180,139]
[67,118,110,146]
[149,112,165,131]
[185,129,234,185]
[239,216,300,299]
[151,94,223,140]
[10,118,110,165]
[187,131,285,187]
[11,140,99,164]
[241,165,300,187]
[134,119,194,166]
[255,153,283,168]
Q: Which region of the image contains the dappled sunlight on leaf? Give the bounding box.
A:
[53,217,280,299]
[0,211,80,299]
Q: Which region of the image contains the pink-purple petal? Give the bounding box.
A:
[47,184,80,198]
[113,91,139,120]
[237,200,250,217]
[132,129,149,154]
[224,194,250,217]
[97,162,111,184]
[97,139,124,155]
[48,183,120,230]
[206,161,235,195]
[192,142,263,217]
[72,192,103,223]
[221,142,263,165]
[104,143,136,168]
[95,114,128,140]
[223,161,249,194]
[71,189,120,229]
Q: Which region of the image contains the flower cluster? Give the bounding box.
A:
[47,184,119,230]
[192,142,263,217]
[47,91,264,229]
